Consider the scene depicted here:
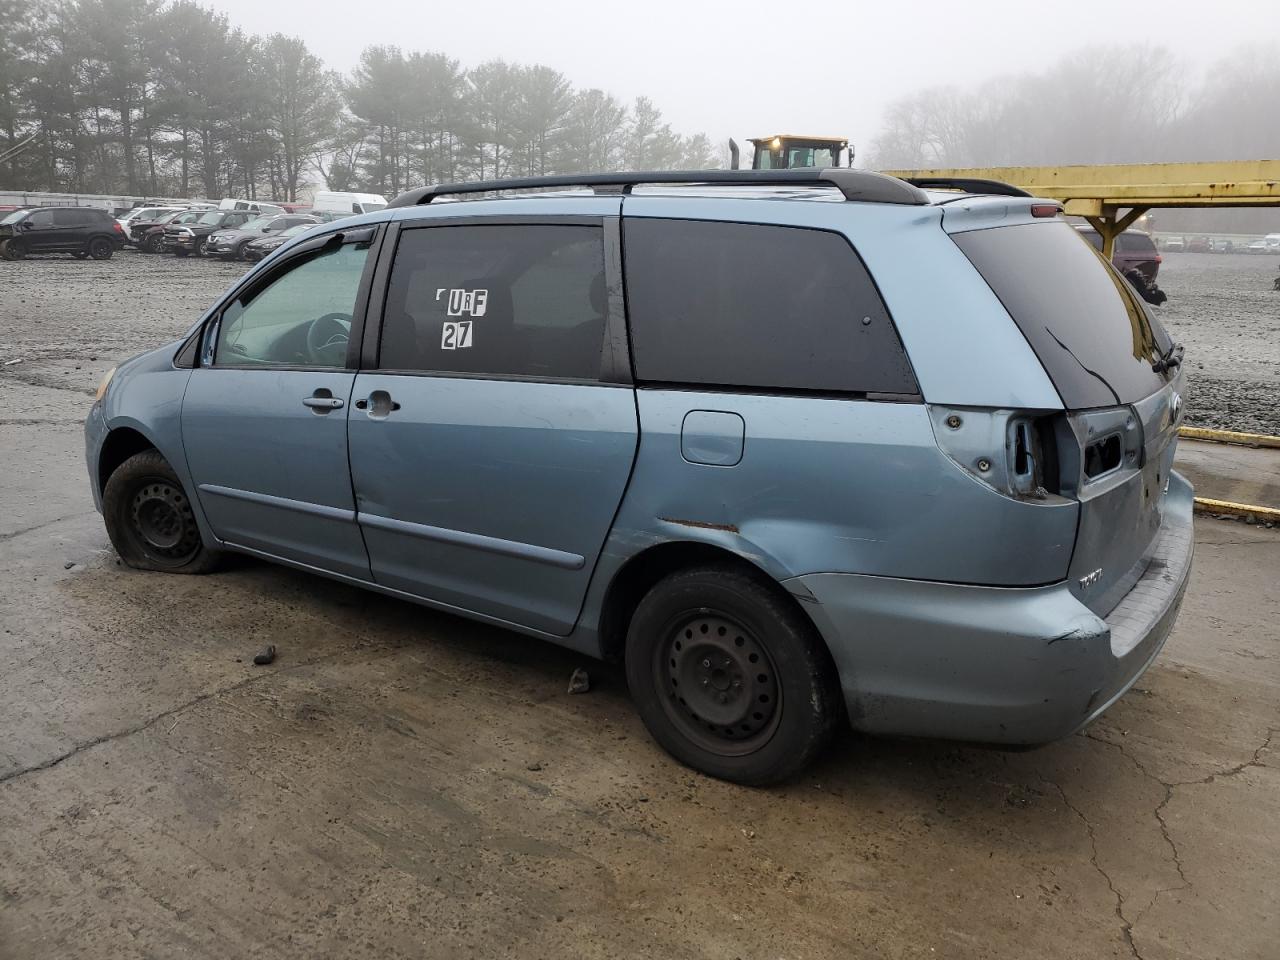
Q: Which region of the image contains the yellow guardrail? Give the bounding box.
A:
[1179,426,1280,449]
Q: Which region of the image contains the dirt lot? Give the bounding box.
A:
[1156,251,1280,434]
[0,249,1278,959]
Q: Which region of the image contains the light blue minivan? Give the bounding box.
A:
[85,169,1193,784]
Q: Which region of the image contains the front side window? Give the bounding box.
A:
[624,218,918,395]
[214,240,369,368]
[379,224,607,381]
[25,209,55,228]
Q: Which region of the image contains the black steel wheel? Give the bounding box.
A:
[657,612,782,755]
[102,449,219,573]
[88,237,114,260]
[625,564,841,785]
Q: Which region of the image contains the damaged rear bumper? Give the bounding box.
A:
[785,472,1195,745]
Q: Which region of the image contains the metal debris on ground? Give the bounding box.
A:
[567,668,590,694]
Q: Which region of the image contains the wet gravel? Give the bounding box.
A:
[0,246,1277,432]
[1155,252,1280,434]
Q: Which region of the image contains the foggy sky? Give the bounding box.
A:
[207,0,1264,152]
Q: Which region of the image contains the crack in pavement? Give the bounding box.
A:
[0,649,355,788]
[0,511,97,542]
[1038,773,1143,960]
[1082,726,1276,926]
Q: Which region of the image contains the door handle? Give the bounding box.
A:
[302,393,344,412]
[357,390,400,419]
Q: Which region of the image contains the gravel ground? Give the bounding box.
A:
[1155,252,1280,434]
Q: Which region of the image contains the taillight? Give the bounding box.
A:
[1030,204,1061,218]
[929,407,1065,501]
[112,222,124,234]
[1155,254,1163,263]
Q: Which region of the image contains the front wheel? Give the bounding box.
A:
[142,234,162,254]
[192,237,206,257]
[1,239,25,261]
[88,237,114,260]
[624,564,841,785]
[102,449,220,573]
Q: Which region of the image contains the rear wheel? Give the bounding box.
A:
[624,564,841,785]
[87,237,114,260]
[102,449,220,574]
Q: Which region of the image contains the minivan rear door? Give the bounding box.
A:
[348,209,637,636]
[952,219,1184,617]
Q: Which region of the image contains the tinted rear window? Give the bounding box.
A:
[624,219,917,395]
[953,222,1171,408]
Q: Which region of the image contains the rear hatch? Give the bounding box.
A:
[952,219,1184,617]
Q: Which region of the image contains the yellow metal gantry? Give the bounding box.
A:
[882,160,1280,257]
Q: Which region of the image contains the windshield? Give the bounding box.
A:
[196,211,222,225]
[240,216,274,232]
[954,221,1173,408]
[280,224,312,236]
[1,210,28,225]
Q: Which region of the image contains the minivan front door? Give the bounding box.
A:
[348,216,637,635]
[182,233,377,579]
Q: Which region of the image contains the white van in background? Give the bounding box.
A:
[310,191,388,215]
[1265,233,1280,253]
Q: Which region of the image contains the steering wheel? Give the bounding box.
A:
[304,312,352,365]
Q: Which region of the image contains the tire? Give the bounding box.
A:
[624,563,841,785]
[87,237,114,260]
[1,239,25,261]
[102,449,220,574]
[142,234,162,254]
[192,237,206,257]
[233,241,250,261]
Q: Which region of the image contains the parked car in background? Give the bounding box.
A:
[310,190,388,216]
[1208,238,1234,253]
[1247,239,1270,254]
[1075,226,1166,303]
[85,170,1193,785]
[1187,236,1210,253]
[1162,236,1185,251]
[306,210,358,224]
[1266,233,1280,253]
[163,209,255,257]
[241,222,317,261]
[117,205,186,234]
[135,209,201,253]
[204,214,320,261]
[217,198,285,215]
[0,206,123,260]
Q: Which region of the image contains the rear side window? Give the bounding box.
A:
[379,224,607,381]
[953,222,1170,408]
[1117,233,1157,255]
[623,219,917,395]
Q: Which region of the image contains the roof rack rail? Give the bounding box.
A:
[902,177,1031,198]
[385,169,929,208]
